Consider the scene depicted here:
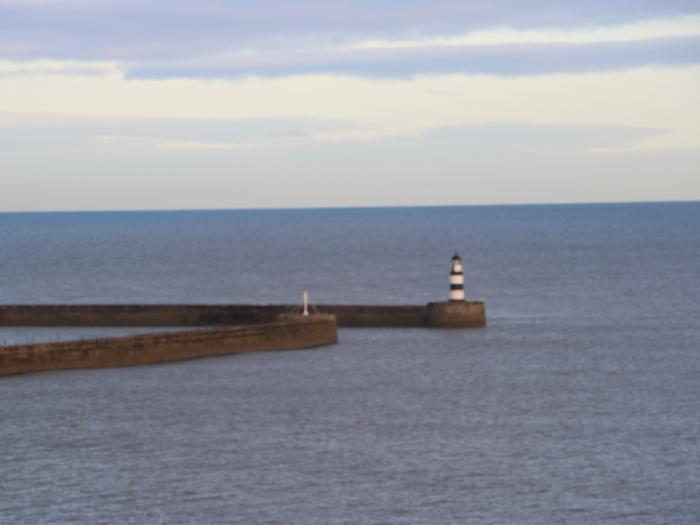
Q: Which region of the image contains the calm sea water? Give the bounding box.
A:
[1,203,699,524]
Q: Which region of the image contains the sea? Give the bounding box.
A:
[0,202,698,525]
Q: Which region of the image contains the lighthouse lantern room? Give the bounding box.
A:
[449,253,465,301]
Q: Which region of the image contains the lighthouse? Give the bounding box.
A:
[449,253,465,301]
[427,253,484,326]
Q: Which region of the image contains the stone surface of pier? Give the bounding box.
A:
[0,314,337,377]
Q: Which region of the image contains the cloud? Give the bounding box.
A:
[2,66,698,144]
[583,132,700,155]
[2,61,698,155]
[0,114,363,153]
[345,15,700,49]
[3,117,699,212]
[1,2,700,76]
[125,37,700,78]
[95,136,264,153]
[0,58,119,76]
[423,123,665,152]
[124,14,700,78]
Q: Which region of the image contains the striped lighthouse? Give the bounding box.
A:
[449,253,465,301]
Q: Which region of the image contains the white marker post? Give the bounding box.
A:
[303,290,309,316]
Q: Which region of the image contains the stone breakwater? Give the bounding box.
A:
[0,302,485,377]
[0,315,337,378]
[0,302,486,328]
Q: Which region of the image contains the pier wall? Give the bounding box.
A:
[0,315,337,378]
[0,304,282,327]
[318,305,428,327]
[0,303,486,328]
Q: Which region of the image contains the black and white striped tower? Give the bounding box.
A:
[449,253,465,301]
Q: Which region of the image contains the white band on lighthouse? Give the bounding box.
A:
[449,289,465,301]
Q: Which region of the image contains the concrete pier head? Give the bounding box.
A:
[427,301,486,328]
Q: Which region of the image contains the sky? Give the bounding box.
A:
[1,0,699,211]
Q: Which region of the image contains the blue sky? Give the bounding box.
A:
[1,0,699,211]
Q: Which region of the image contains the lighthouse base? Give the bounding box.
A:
[427,301,486,328]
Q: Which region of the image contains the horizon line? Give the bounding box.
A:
[1,198,698,215]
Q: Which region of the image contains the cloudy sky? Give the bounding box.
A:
[1,0,699,211]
